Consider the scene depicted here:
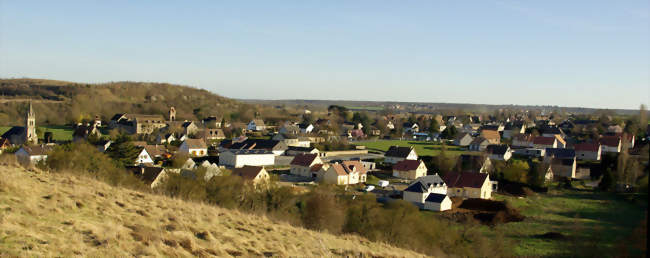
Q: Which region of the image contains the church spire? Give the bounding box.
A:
[25,101,37,145]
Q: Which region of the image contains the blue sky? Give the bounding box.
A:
[1,1,648,109]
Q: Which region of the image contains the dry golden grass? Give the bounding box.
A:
[0,164,428,257]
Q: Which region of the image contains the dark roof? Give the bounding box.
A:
[290,153,318,166]
[540,126,562,135]
[486,145,509,155]
[230,139,286,151]
[425,193,448,203]
[393,159,423,171]
[470,137,489,145]
[545,148,575,159]
[192,156,220,164]
[443,172,488,188]
[126,166,165,183]
[385,146,414,158]
[287,146,316,152]
[480,125,499,131]
[404,181,428,193]
[1,126,24,138]
[233,166,265,180]
[110,113,125,121]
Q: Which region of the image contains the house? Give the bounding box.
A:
[197,128,226,141]
[247,119,267,131]
[512,148,545,158]
[512,134,534,148]
[403,174,451,211]
[502,122,526,139]
[229,139,288,155]
[134,147,154,165]
[532,136,558,149]
[392,159,427,180]
[143,144,166,159]
[453,133,473,146]
[233,166,270,185]
[384,146,418,164]
[155,133,177,144]
[469,137,490,151]
[349,129,365,139]
[321,161,367,185]
[539,126,564,139]
[443,172,492,199]
[126,166,165,188]
[109,113,166,134]
[201,116,224,128]
[548,158,577,179]
[573,143,601,161]
[15,145,52,165]
[218,149,275,168]
[455,154,492,173]
[485,144,512,161]
[403,123,419,133]
[480,129,500,144]
[278,123,300,135]
[424,193,453,212]
[289,153,323,178]
[298,123,314,134]
[599,136,621,153]
[544,148,576,161]
[178,139,208,157]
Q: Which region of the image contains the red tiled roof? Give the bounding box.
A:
[599,136,620,147]
[311,164,324,172]
[393,160,423,171]
[342,160,367,174]
[533,136,556,145]
[574,143,600,152]
[233,166,265,180]
[290,153,318,166]
[442,172,488,188]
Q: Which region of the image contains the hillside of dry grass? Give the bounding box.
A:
[0,164,427,257]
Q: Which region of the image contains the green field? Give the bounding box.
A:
[354,139,476,156]
[0,125,74,141]
[490,186,647,257]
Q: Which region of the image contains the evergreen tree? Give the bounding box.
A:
[429,119,439,134]
[106,133,141,167]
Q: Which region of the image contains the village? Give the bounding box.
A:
[2,102,647,215]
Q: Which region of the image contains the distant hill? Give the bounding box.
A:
[0,78,252,126]
[0,164,424,257]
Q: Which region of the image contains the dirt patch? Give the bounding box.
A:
[444,198,525,225]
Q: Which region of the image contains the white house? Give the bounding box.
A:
[218,149,276,168]
[321,161,367,185]
[233,166,270,186]
[600,136,621,153]
[392,159,427,180]
[384,146,418,164]
[298,123,314,134]
[403,174,451,211]
[532,136,558,149]
[134,147,154,165]
[289,153,323,178]
[247,119,267,131]
[15,145,52,166]
[443,172,492,199]
[485,145,512,161]
[178,139,208,157]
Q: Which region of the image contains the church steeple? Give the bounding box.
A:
[25,101,37,145]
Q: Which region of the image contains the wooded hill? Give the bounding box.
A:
[0,78,255,126]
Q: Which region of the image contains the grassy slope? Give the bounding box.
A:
[492,186,647,257]
[0,165,425,257]
[355,139,477,156]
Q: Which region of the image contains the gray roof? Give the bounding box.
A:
[425,193,448,203]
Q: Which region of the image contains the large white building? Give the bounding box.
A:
[219,149,275,168]
[402,174,451,211]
